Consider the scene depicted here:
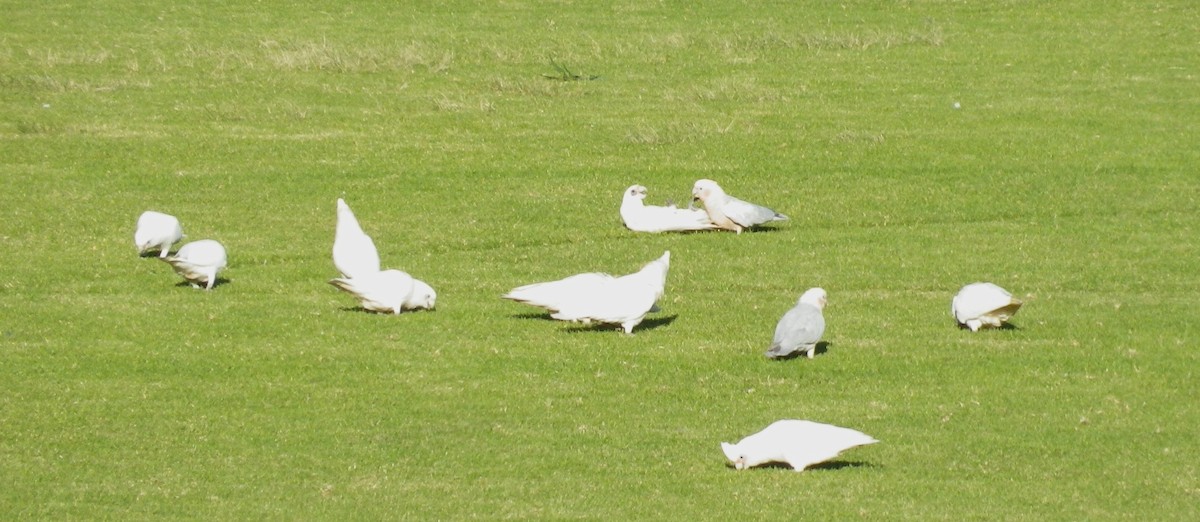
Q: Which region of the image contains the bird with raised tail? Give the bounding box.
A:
[503,251,671,334]
[333,198,381,280]
[162,239,227,290]
[134,210,184,258]
[329,269,416,314]
[766,288,827,359]
[620,184,716,233]
[952,282,1023,331]
[721,420,878,472]
[691,179,788,233]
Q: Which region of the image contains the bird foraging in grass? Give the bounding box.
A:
[765,288,827,360]
[162,239,227,290]
[329,269,416,315]
[620,184,716,233]
[405,278,437,311]
[721,419,878,472]
[134,210,184,258]
[691,179,787,233]
[503,251,671,334]
[952,282,1023,331]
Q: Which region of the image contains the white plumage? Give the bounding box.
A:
[503,251,671,334]
[134,210,184,258]
[721,420,878,472]
[691,179,788,233]
[952,282,1023,331]
[620,184,716,233]
[333,198,381,280]
[765,288,827,359]
[161,239,227,290]
[329,269,415,315]
[405,278,438,311]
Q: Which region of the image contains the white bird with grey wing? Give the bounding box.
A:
[952,282,1023,331]
[620,184,716,233]
[721,419,878,472]
[162,239,227,290]
[134,210,184,258]
[691,179,788,233]
[765,288,827,359]
[503,251,671,334]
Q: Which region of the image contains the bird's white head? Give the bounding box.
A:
[720,442,748,470]
[410,280,437,310]
[799,287,828,309]
[623,185,648,203]
[691,179,722,203]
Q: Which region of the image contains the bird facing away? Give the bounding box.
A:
[404,278,437,311]
[134,210,184,258]
[765,288,827,359]
[502,251,671,334]
[952,282,1023,331]
[620,184,716,233]
[721,419,878,472]
[691,179,788,234]
[161,239,227,290]
[333,198,381,280]
[329,269,415,315]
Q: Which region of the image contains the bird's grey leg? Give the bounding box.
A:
[807,346,815,359]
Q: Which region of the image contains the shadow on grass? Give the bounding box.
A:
[727,460,876,472]
[562,314,679,334]
[769,341,832,360]
[173,277,230,290]
[335,306,435,315]
[954,321,1021,331]
[508,313,678,333]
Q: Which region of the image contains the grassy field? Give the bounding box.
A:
[2,0,1198,519]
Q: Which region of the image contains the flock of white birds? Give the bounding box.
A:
[134,178,1024,472]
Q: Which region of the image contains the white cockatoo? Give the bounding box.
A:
[765,288,827,359]
[162,239,227,290]
[952,282,1023,331]
[134,210,184,258]
[333,198,381,280]
[691,179,788,233]
[721,420,878,472]
[329,269,416,314]
[620,184,716,233]
[404,278,437,311]
[503,251,671,334]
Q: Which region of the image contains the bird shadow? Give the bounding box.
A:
[729,460,875,472]
[562,314,679,334]
[173,277,230,290]
[770,341,832,360]
[954,321,1021,331]
[139,251,169,259]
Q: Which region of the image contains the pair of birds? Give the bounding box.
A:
[764,282,1025,360]
[621,179,788,234]
[134,211,227,290]
[329,199,437,314]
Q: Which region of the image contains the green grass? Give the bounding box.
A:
[2,0,1198,519]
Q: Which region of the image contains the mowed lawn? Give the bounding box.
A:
[1,1,1198,519]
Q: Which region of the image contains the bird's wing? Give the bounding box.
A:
[503,273,614,312]
[625,205,716,233]
[724,195,787,227]
[953,283,1015,323]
